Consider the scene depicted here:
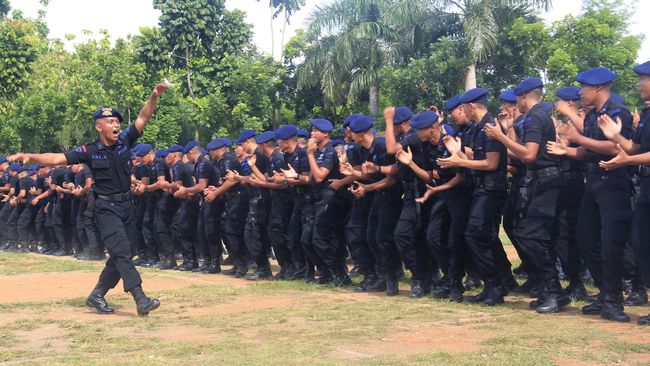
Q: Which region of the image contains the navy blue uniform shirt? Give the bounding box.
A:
[64,124,141,195]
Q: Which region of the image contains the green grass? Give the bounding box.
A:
[0,251,649,366]
[0,252,102,275]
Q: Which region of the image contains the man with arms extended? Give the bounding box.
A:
[9,83,169,316]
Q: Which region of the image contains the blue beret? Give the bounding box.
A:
[349,115,374,133]
[499,90,517,103]
[183,141,201,154]
[155,149,168,158]
[256,131,276,144]
[372,129,377,136]
[539,102,554,112]
[297,129,309,138]
[92,107,123,122]
[556,86,581,101]
[393,107,413,124]
[8,163,21,171]
[310,118,333,132]
[411,111,439,129]
[633,61,650,76]
[135,143,153,157]
[611,92,624,104]
[0,157,7,164]
[442,124,454,135]
[167,144,184,153]
[444,94,463,111]
[16,166,28,173]
[207,138,232,150]
[238,129,257,143]
[331,139,345,147]
[132,144,143,154]
[343,114,363,128]
[275,125,298,140]
[576,67,616,86]
[460,87,489,103]
[514,77,544,96]
[340,127,346,134]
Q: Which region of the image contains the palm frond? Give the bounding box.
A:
[463,0,498,61]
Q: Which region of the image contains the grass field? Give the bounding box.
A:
[1,250,649,366]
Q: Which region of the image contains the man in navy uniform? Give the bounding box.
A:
[437,87,511,306]
[548,67,634,322]
[597,61,650,324]
[486,77,570,313]
[9,83,169,316]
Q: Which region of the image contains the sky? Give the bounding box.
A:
[11,0,650,62]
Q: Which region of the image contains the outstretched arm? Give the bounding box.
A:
[8,153,68,166]
[134,84,169,134]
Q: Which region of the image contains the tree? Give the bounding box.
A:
[505,0,642,106]
[431,0,551,90]
[153,0,226,99]
[0,18,43,101]
[299,0,424,119]
[257,0,305,59]
[0,0,9,17]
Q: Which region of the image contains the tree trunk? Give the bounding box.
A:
[464,62,477,91]
[270,12,275,60]
[279,9,288,60]
[185,42,198,141]
[369,84,379,120]
[185,43,195,99]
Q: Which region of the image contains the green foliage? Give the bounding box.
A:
[0,0,9,17]
[381,38,470,111]
[0,0,644,155]
[0,18,42,99]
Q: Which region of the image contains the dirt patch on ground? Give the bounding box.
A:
[0,269,252,304]
[12,323,70,353]
[112,324,222,343]
[329,323,494,360]
[172,294,298,318]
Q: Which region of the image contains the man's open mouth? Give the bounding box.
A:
[112,128,120,137]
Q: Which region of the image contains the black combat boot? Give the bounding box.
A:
[129,286,160,316]
[535,278,571,314]
[366,275,387,292]
[601,293,630,322]
[385,276,399,296]
[483,279,505,306]
[245,266,273,281]
[566,281,589,301]
[192,259,211,273]
[85,285,115,314]
[582,292,603,315]
[205,258,221,274]
[432,276,451,299]
[623,284,648,306]
[409,279,429,298]
[355,273,378,292]
[449,278,465,303]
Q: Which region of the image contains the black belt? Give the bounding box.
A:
[95,192,130,202]
[562,171,585,180]
[525,166,561,179]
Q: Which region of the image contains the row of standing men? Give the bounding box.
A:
[3,63,650,324]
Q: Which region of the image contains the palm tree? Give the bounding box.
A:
[298,0,426,118]
[431,0,552,90]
